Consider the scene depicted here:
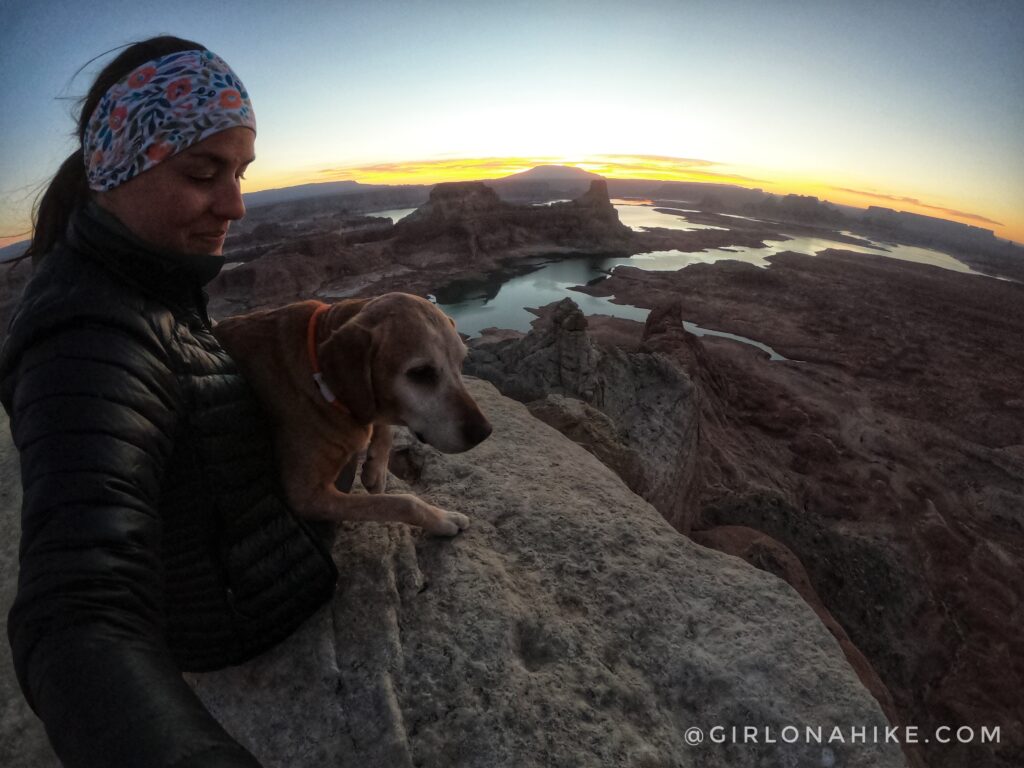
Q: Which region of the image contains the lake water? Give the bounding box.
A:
[432,254,790,359]
[614,200,729,232]
[368,201,982,276]
[639,233,988,274]
[433,255,649,335]
[428,202,990,360]
[367,207,418,223]
[614,201,988,275]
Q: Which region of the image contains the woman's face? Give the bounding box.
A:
[95,127,255,255]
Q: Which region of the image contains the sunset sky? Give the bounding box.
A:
[1,0,1022,247]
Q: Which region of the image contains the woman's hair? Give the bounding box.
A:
[27,35,204,265]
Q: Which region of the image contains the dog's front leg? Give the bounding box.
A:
[360,424,393,494]
[275,429,467,535]
[301,485,470,537]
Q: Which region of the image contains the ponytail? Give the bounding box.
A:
[26,150,89,266]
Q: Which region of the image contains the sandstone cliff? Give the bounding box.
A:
[0,382,902,767]
[466,298,701,531]
[394,179,634,259]
[468,285,1021,768]
[576,252,1024,768]
[464,302,902,715]
[203,180,635,319]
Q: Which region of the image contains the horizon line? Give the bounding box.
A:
[242,154,1019,243]
[2,161,1021,249]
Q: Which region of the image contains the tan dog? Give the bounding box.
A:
[213,293,491,536]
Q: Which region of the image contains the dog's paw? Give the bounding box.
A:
[364,468,387,493]
[428,509,471,537]
[361,462,388,494]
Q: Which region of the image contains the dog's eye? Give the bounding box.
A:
[406,365,439,386]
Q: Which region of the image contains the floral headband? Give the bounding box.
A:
[83,49,256,191]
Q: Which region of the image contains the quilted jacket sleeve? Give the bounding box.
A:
[3,319,261,768]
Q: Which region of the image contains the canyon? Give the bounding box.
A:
[1,175,1021,767]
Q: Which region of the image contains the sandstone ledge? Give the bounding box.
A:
[0,381,903,767]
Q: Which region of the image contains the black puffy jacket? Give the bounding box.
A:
[0,203,338,767]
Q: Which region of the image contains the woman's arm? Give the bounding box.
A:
[5,320,260,768]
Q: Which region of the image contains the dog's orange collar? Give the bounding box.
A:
[307,303,349,414]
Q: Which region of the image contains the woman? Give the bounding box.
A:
[0,37,337,767]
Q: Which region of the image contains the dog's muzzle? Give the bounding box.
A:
[462,419,492,448]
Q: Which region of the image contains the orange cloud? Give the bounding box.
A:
[315,154,765,187]
[831,186,1004,228]
[255,157,1021,245]
[0,234,29,250]
[575,155,767,185]
[317,157,555,184]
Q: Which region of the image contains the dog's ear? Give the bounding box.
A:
[320,321,376,424]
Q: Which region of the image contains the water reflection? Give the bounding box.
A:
[684,233,987,275]
[683,322,789,360]
[436,256,647,337]
[613,200,728,232]
[371,201,985,277]
[365,207,418,223]
[423,201,991,359]
[437,255,790,360]
[611,203,987,275]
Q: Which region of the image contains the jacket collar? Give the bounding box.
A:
[67,201,225,323]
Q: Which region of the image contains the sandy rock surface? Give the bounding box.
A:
[177,380,900,767]
[0,367,903,768]
[564,250,1024,768]
[468,299,702,532]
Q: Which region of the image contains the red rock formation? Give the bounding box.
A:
[578,250,1024,768]
[691,525,925,768]
[394,179,633,259]
[467,299,701,526]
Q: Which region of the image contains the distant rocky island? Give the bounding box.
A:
[2,168,1021,324]
[2,168,1022,767]
[227,165,1023,278]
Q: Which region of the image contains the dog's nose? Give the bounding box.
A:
[462,419,492,447]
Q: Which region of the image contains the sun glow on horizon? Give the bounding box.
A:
[243,154,1024,245]
[3,2,1021,251]
[305,154,767,188]
[1,157,1019,252]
